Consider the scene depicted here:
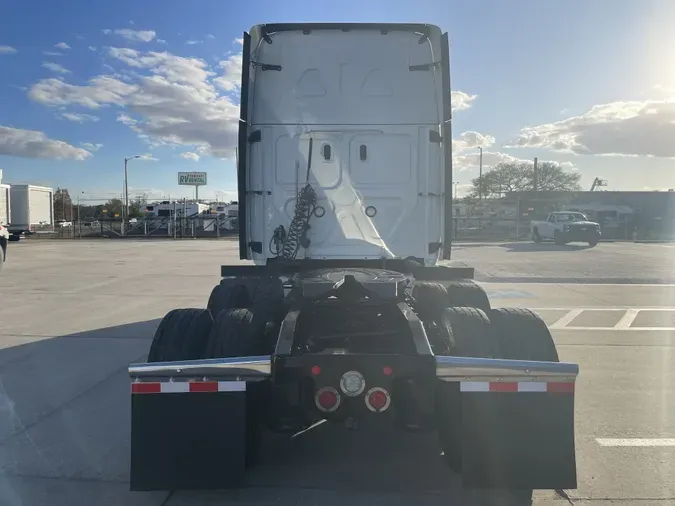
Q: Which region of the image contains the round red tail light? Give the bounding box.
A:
[315,387,340,413]
[365,387,391,412]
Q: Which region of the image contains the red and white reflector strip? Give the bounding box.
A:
[131,381,246,394]
[459,381,574,393]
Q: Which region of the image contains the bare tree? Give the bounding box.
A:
[469,161,581,198]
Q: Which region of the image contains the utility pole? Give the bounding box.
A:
[124,155,141,224]
[478,146,483,201]
[533,157,538,193]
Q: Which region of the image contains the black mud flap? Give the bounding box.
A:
[130,381,247,491]
[459,383,577,490]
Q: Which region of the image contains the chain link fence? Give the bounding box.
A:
[26,215,239,240]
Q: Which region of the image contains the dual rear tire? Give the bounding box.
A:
[423,289,557,504]
[148,278,286,468]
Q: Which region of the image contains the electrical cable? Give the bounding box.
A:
[280,137,317,259]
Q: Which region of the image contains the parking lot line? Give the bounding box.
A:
[530,308,675,331]
[550,309,584,329]
[614,309,640,329]
[597,438,675,447]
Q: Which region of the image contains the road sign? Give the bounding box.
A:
[178,172,207,186]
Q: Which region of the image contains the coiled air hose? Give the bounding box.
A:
[271,137,317,260]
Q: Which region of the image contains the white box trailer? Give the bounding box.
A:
[8,184,54,239]
[0,184,10,226]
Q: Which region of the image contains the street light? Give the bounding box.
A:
[124,155,142,221]
[478,146,483,202]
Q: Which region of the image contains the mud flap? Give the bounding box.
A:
[459,383,577,490]
[130,381,247,491]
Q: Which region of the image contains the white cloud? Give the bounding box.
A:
[186,40,203,45]
[0,125,92,160]
[157,39,167,44]
[62,112,99,123]
[451,91,477,112]
[113,29,157,43]
[180,151,200,161]
[138,153,158,161]
[55,42,71,50]
[42,62,71,74]
[508,98,675,158]
[206,34,215,40]
[454,150,527,172]
[0,45,17,54]
[81,142,103,151]
[88,46,97,51]
[102,29,112,35]
[234,38,244,45]
[451,129,518,172]
[30,47,243,158]
[29,76,138,109]
[213,54,242,91]
[117,113,137,126]
[43,51,62,56]
[452,131,495,152]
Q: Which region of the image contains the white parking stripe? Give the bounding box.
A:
[550,309,584,329]
[555,326,675,331]
[597,438,675,447]
[529,308,675,311]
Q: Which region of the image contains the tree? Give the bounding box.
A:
[129,193,148,218]
[469,161,581,198]
[53,188,73,221]
[102,198,124,217]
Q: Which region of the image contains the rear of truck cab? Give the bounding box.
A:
[240,23,450,265]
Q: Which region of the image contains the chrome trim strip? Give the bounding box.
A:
[435,355,578,383]
[129,356,272,380]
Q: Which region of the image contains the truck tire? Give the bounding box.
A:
[489,308,558,362]
[532,229,542,243]
[445,280,491,313]
[554,231,566,245]
[206,308,266,468]
[8,234,20,242]
[0,241,5,271]
[588,238,598,247]
[147,308,214,362]
[435,307,499,472]
[209,277,284,317]
[207,282,250,318]
[207,308,259,357]
[411,281,449,321]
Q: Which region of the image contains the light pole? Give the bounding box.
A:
[124,155,142,221]
[478,146,483,202]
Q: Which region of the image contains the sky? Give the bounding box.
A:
[1,0,674,202]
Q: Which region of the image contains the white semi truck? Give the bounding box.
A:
[128,23,578,501]
[0,183,10,227]
[7,184,54,241]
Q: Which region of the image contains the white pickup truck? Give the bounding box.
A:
[531,211,601,246]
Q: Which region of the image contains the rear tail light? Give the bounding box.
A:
[365,387,391,413]
[315,387,340,413]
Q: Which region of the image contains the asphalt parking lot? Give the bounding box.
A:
[0,240,674,505]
